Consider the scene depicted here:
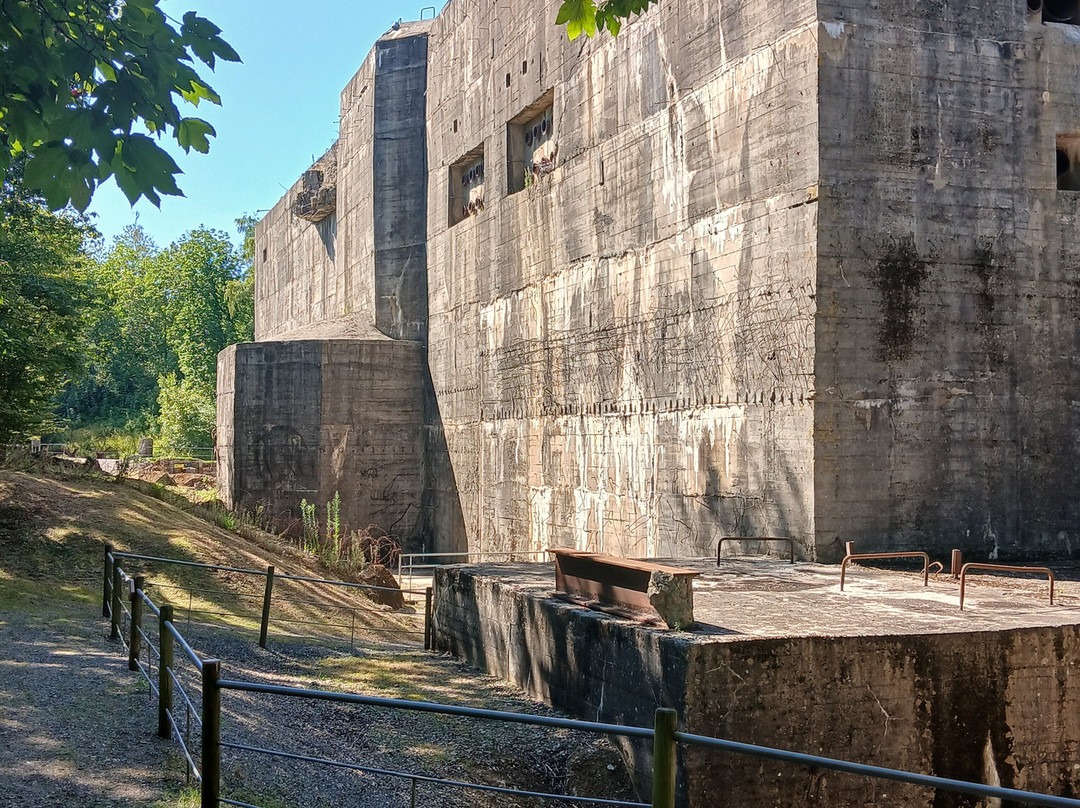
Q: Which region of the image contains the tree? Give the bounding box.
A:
[556,0,659,38]
[0,170,96,439]
[224,214,256,345]
[56,225,171,428]
[0,0,239,211]
[56,223,251,450]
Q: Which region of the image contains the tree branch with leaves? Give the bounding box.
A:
[556,0,659,38]
[0,0,239,210]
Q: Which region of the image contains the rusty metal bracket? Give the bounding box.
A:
[840,552,930,591]
[959,562,1055,611]
[716,537,795,565]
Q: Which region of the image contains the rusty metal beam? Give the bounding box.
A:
[548,549,698,616]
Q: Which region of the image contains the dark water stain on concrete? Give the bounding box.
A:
[870,236,930,362]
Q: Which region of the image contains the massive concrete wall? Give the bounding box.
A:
[235,0,1080,563]
[424,0,820,559]
[373,32,430,341]
[217,340,427,540]
[254,24,433,342]
[222,24,434,541]
[815,4,1080,560]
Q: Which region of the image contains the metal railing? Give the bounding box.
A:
[107,549,429,651]
[396,549,547,591]
[840,550,931,591]
[960,562,1056,611]
[101,543,1080,808]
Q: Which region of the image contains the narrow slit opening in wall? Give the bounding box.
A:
[261,247,267,262]
[1057,133,1080,191]
[448,144,486,226]
[506,88,556,194]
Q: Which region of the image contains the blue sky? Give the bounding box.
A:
[88,1,442,250]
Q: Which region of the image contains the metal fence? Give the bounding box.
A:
[103,546,1080,808]
[396,549,549,591]
[107,549,429,651]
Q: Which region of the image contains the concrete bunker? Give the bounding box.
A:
[434,559,1080,808]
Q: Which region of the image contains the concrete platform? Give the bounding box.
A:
[534,558,1077,637]
[432,559,1080,808]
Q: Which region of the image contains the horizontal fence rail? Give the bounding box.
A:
[101,543,1080,808]
[107,549,429,651]
[397,549,549,591]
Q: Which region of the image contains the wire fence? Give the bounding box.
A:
[102,545,1080,808]
[107,549,429,652]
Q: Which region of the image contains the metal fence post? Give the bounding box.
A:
[424,587,433,651]
[259,565,275,649]
[652,708,677,808]
[111,565,123,640]
[158,605,174,739]
[103,544,113,617]
[202,659,221,808]
[129,575,144,671]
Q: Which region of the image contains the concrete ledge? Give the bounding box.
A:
[433,561,1080,807]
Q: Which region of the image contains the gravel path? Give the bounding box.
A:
[0,587,636,808]
[0,592,172,807]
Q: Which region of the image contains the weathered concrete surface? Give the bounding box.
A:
[814,8,1080,560]
[434,561,1080,806]
[254,23,433,342]
[233,0,1080,563]
[216,339,427,542]
[423,0,819,560]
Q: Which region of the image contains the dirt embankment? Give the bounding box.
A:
[0,470,636,807]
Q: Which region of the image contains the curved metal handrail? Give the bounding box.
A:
[840,552,930,591]
[959,562,1055,611]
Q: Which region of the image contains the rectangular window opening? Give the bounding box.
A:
[1057,133,1080,191]
[449,145,486,226]
[506,89,556,194]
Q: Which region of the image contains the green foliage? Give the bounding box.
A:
[166,227,246,390]
[300,498,318,554]
[0,171,96,440]
[326,491,341,561]
[226,215,257,342]
[56,225,171,428]
[556,0,659,39]
[155,371,213,451]
[0,0,240,210]
[57,223,251,447]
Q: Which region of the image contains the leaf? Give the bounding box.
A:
[176,117,215,154]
